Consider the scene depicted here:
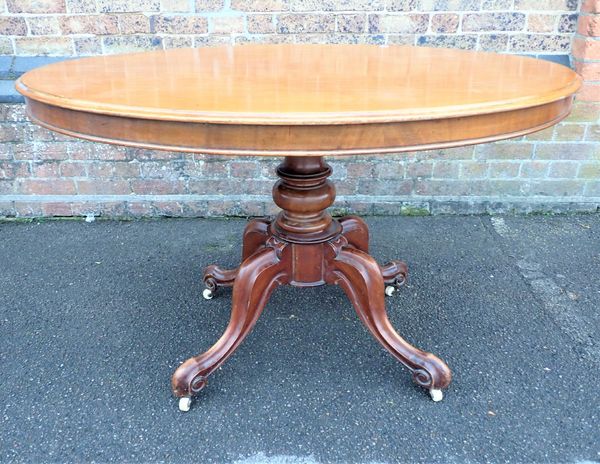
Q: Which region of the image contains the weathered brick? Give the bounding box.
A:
[381,14,428,33]
[535,143,599,160]
[479,33,509,51]
[357,179,413,195]
[575,61,600,81]
[0,38,13,54]
[162,0,194,12]
[152,15,208,34]
[210,16,245,33]
[578,83,600,102]
[27,16,61,35]
[277,14,335,33]
[527,14,556,33]
[42,202,73,216]
[163,36,194,48]
[519,161,548,178]
[118,14,152,34]
[17,178,76,194]
[416,34,478,49]
[432,161,459,178]
[113,161,141,178]
[548,161,579,178]
[7,0,66,13]
[73,37,101,55]
[420,0,480,10]
[431,14,459,33]
[525,126,555,141]
[554,123,587,141]
[371,162,401,179]
[523,179,585,196]
[474,142,534,160]
[481,0,512,10]
[336,14,365,33]
[489,162,520,178]
[558,13,578,32]
[386,0,420,11]
[572,36,600,60]
[31,161,60,177]
[406,161,433,178]
[514,0,577,10]
[232,0,287,11]
[66,0,96,13]
[463,12,526,32]
[509,34,571,53]
[0,17,28,35]
[582,0,600,13]
[87,161,114,177]
[0,161,29,179]
[565,103,600,123]
[578,13,600,36]
[131,179,186,194]
[578,162,600,178]
[15,37,73,55]
[194,34,234,47]
[415,179,471,196]
[60,15,119,34]
[347,162,374,178]
[247,14,276,33]
[59,161,87,177]
[586,125,600,141]
[97,0,160,13]
[77,179,130,194]
[230,161,259,178]
[103,35,162,54]
[459,161,488,179]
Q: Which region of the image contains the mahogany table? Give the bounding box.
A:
[16,44,581,412]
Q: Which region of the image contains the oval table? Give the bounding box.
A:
[16,44,581,412]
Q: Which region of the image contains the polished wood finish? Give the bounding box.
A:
[172,157,450,401]
[17,45,581,156]
[16,45,581,406]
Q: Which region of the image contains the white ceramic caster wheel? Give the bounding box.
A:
[179,397,192,412]
[202,288,214,300]
[385,285,396,296]
[429,389,444,402]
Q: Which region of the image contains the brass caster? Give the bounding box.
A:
[202,288,214,300]
[430,389,444,402]
[178,396,192,412]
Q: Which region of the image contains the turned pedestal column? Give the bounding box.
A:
[171,156,451,411]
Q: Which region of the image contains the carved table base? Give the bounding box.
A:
[172,156,451,411]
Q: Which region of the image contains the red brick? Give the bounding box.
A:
[42,202,73,216]
[578,83,600,102]
[31,161,60,177]
[572,37,600,60]
[578,14,600,36]
[130,179,186,194]
[60,15,119,34]
[582,0,600,13]
[59,161,87,177]
[77,179,130,194]
[575,61,600,81]
[151,15,208,34]
[17,179,77,194]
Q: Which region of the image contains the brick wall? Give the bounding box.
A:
[0,0,599,218]
[0,0,583,55]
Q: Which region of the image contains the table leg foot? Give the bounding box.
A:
[329,245,451,397]
[173,242,287,402]
[202,218,271,298]
[380,260,408,296]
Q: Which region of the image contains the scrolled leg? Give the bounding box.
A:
[173,244,288,409]
[202,218,271,298]
[339,215,369,252]
[328,246,451,398]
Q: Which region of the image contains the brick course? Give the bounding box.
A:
[0,0,582,55]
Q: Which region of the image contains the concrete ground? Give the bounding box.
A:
[0,215,599,464]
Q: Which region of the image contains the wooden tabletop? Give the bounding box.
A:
[16,44,581,156]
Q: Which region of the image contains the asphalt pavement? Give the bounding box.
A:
[1,215,599,463]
